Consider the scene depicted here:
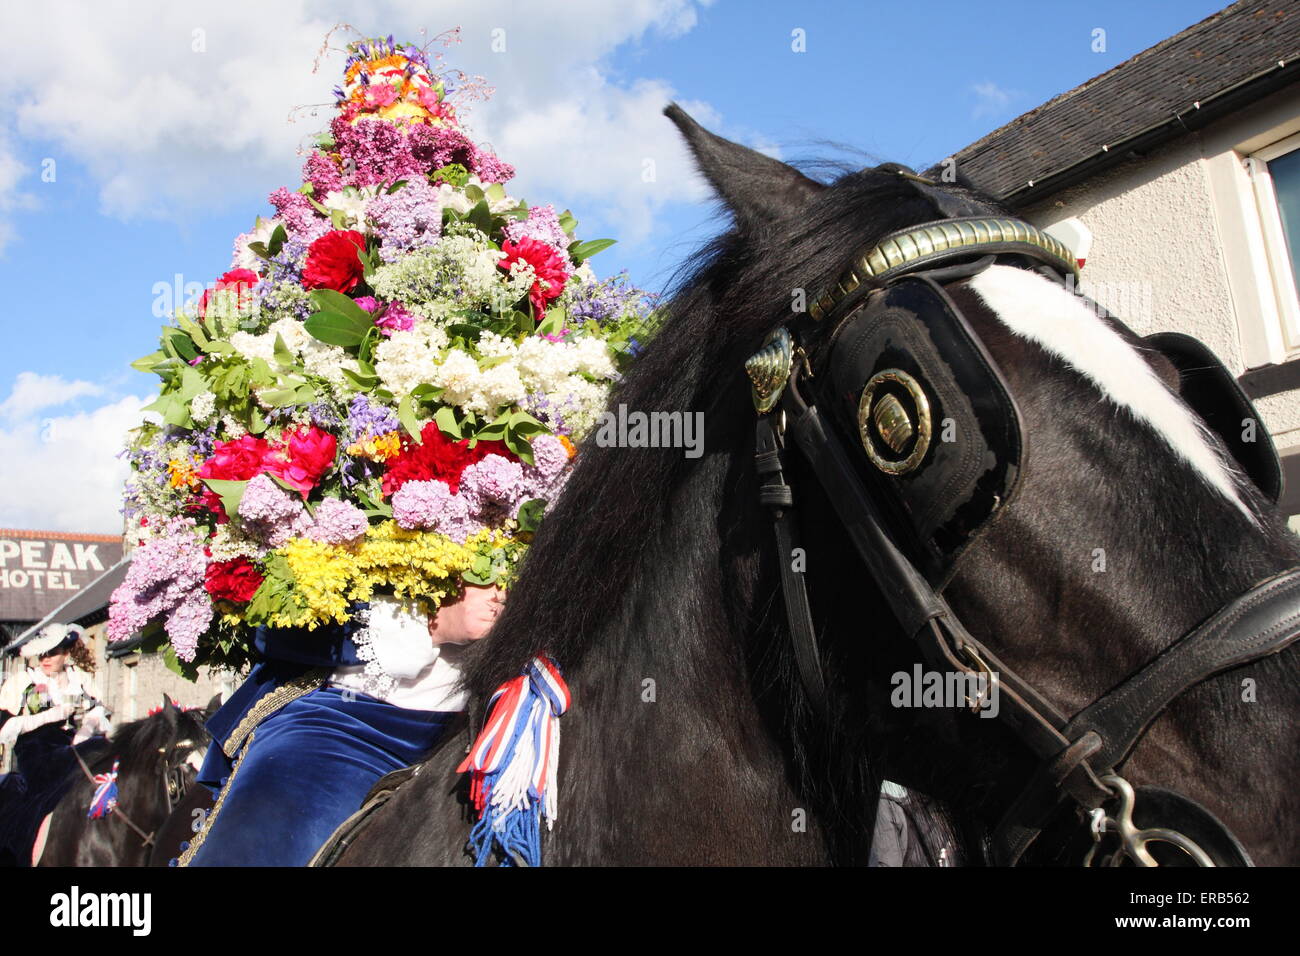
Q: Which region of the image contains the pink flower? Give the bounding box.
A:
[266,426,337,495]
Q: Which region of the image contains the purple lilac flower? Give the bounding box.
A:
[367,178,444,261]
[333,116,428,187]
[307,401,344,432]
[305,497,369,545]
[458,455,527,523]
[107,518,208,655]
[568,270,647,324]
[269,187,329,242]
[303,150,346,197]
[346,394,401,445]
[503,204,569,253]
[391,479,483,543]
[522,392,572,436]
[238,474,312,546]
[165,590,215,663]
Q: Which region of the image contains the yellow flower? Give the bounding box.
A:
[167,457,201,490]
[346,431,403,461]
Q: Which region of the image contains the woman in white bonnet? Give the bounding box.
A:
[0,623,113,865]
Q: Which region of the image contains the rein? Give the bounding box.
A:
[751,206,1300,867]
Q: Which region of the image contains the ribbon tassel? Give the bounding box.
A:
[458,657,569,866]
[88,760,120,819]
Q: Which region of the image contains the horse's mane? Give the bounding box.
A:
[95,706,208,776]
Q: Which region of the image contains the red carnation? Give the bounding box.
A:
[381,422,514,498]
[198,268,259,319]
[197,435,275,483]
[266,426,337,496]
[302,229,368,293]
[204,557,264,604]
[194,435,275,522]
[499,238,569,321]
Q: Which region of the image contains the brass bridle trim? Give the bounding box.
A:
[807,216,1079,321]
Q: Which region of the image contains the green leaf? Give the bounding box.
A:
[305,194,331,218]
[304,310,374,348]
[516,498,545,535]
[273,333,295,369]
[386,179,409,194]
[485,182,506,203]
[256,387,301,407]
[569,238,616,263]
[466,199,493,237]
[357,326,379,365]
[131,350,168,374]
[310,289,373,322]
[266,223,287,258]
[175,313,210,349]
[558,211,578,234]
[200,478,249,519]
[434,405,462,439]
[535,306,566,338]
[398,393,422,442]
[162,643,199,682]
[341,367,380,390]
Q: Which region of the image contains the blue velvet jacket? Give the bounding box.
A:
[197,617,366,792]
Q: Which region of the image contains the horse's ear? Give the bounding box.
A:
[664,103,823,229]
[204,693,222,719]
[162,694,179,719]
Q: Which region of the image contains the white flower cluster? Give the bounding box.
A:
[375,332,617,427]
[230,317,361,394]
[373,323,452,398]
[322,185,382,231]
[189,391,217,424]
[207,522,269,563]
[368,227,534,320]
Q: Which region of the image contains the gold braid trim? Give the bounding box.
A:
[176,727,256,867]
[176,671,327,867]
[221,669,328,758]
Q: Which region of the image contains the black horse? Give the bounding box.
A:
[325,106,1298,866]
[38,696,215,867]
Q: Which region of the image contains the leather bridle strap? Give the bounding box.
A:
[1066,567,1300,770]
[993,567,1300,864]
[756,415,829,720]
[72,745,155,848]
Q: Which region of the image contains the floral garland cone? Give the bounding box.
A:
[110,35,658,673]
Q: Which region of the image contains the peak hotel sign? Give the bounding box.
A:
[0,533,124,621]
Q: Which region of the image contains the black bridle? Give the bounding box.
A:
[752,201,1300,867]
[72,735,199,850]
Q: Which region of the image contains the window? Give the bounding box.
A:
[1248,134,1300,355]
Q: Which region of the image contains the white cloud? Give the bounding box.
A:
[0,393,148,535]
[971,81,1021,121]
[0,372,104,421]
[0,0,718,242]
[0,132,36,254]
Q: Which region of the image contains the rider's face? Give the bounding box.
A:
[38,650,68,674]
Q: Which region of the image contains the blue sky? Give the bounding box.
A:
[0,0,1229,530]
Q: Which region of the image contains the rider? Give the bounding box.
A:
[0,623,113,865]
[178,583,504,866]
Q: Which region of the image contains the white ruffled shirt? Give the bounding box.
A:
[327,597,469,712]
